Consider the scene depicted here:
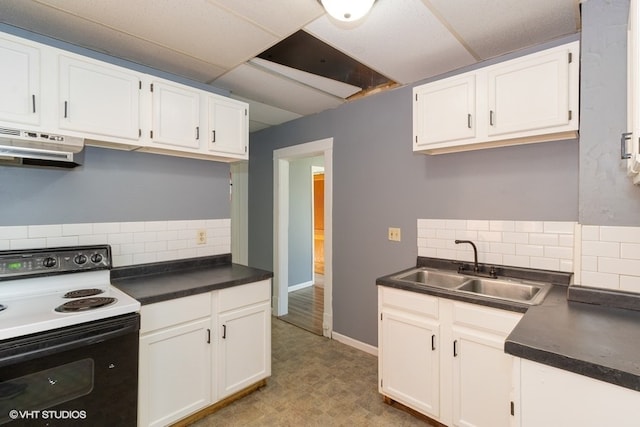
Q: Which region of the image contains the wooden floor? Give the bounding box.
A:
[278,284,324,335]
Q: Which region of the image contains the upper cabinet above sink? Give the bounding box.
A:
[413,41,580,155]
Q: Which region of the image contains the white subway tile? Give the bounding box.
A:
[455,230,478,241]
[581,240,619,257]
[466,220,489,231]
[445,219,466,230]
[62,223,93,236]
[502,232,529,244]
[620,275,640,293]
[516,244,544,257]
[157,230,179,242]
[529,233,558,246]
[581,255,598,272]
[0,226,28,239]
[120,243,145,255]
[422,219,446,229]
[134,231,158,243]
[112,254,133,267]
[436,248,456,260]
[514,221,544,233]
[78,234,108,245]
[489,242,515,255]
[436,229,456,240]
[482,253,503,265]
[599,257,640,277]
[120,222,146,233]
[47,236,79,247]
[93,222,121,234]
[168,240,188,251]
[418,247,438,258]
[178,248,198,259]
[558,234,574,247]
[581,271,620,289]
[167,220,189,230]
[581,225,599,241]
[418,228,436,239]
[133,252,157,264]
[197,246,217,257]
[0,241,9,250]
[543,221,575,234]
[28,224,62,238]
[490,220,515,232]
[145,221,168,232]
[10,238,47,250]
[559,259,574,273]
[620,243,640,260]
[600,226,640,243]
[145,241,168,252]
[157,250,180,262]
[544,246,573,260]
[530,257,560,271]
[477,231,502,242]
[417,238,428,249]
[427,238,448,249]
[108,233,134,245]
[187,220,207,229]
[503,254,530,268]
[455,250,474,263]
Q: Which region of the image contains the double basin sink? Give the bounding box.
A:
[392,268,551,305]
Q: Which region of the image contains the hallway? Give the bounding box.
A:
[192,318,431,426]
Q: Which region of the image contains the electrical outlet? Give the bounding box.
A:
[388,227,401,242]
[197,229,207,245]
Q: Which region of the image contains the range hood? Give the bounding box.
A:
[0,127,84,168]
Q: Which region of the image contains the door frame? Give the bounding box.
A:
[273,138,333,338]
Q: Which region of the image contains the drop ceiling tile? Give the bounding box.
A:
[231,95,302,127]
[31,0,279,68]
[427,0,580,59]
[250,58,362,98]
[0,1,228,82]
[210,0,324,37]
[214,63,344,116]
[305,0,477,84]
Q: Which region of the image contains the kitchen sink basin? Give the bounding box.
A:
[393,268,468,289]
[456,278,551,304]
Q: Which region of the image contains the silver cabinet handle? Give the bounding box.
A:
[32,94,36,113]
[489,110,494,126]
[196,126,200,140]
[64,101,68,118]
[467,113,472,129]
[212,130,216,143]
[621,132,632,159]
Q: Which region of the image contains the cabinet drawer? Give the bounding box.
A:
[140,293,211,334]
[218,280,271,313]
[379,287,439,318]
[452,301,522,336]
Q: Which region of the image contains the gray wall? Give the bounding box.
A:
[579,0,640,225]
[0,25,232,226]
[248,37,582,345]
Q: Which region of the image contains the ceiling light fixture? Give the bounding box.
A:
[321,0,375,22]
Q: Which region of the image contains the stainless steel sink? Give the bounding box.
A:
[456,278,551,305]
[393,268,468,289]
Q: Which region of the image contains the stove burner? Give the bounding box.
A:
[55,297,117,313]
[63,288,105,298]
[0,304,5,312]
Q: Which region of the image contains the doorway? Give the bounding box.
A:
[273,138,333,338]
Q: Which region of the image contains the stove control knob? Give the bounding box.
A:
[43,257,57,268]
[91,253,103,264]
[74,254,88,265]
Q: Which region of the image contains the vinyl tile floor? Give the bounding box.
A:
[191,318,433,426]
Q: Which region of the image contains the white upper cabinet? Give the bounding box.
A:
[413,41,579,154]
[149,80,201,150]
[0,35,40,126]
[413,74,476,147]
[207,95,248,157]
[58,55,141,140]
[626,0,640,183]
[487,49,570,137]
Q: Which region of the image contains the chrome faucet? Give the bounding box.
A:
[455,240,479,273]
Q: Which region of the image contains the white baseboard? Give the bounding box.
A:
[331,331,378,357]
[288,280,314,292]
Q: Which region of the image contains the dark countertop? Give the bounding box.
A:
[505,285,640,391]
[378,257,640,392]
[111,254,273,305]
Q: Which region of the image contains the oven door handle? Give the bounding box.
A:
[0,314,139,368]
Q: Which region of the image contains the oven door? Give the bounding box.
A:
[0,313,139,426]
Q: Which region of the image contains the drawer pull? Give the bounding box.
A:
[222,324,226,339]
[431,334,436,351]
[453,339,458,357]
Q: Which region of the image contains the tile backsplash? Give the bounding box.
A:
[417,219,576,273]
[581,225,640,292]
[0,219,230,267]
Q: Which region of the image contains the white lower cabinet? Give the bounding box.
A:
[378,287,522,427]
[517,359,640,427]
[138,280,272,427]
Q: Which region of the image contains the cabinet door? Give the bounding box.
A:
[487,49,570,137]
[59,55,140,140]
[452,326,514,427]
[138,318,211,427]
[627,0,640,177]
[151,80,200,149]
[380,308,440,417]
[0,36,40,126]
[414,74,476,147]
[218,301,271,399]
[208,96,248,156]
